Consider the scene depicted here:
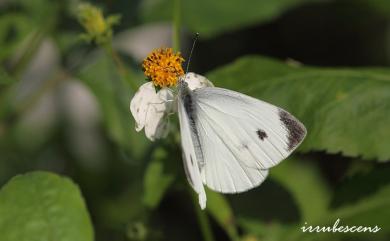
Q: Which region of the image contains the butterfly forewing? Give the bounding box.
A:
[192,87,306,193]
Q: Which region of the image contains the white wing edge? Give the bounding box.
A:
[178,97,207,209]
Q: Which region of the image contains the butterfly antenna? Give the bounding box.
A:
[185,32,199,74]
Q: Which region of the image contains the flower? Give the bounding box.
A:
[130,82,174,141]
[130,72,213,141]
[131,48,213,141]
[142,48,185,88]
[76,3,120,44]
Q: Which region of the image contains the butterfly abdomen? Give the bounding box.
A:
[179,84,205,168]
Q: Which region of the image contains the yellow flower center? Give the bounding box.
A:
[142,48,185,88]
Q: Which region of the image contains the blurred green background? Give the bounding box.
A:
[0,0,390,241]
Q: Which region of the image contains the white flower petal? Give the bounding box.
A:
[182,72,214,90]
[130,82,158,132]
[144,109,169,141]
[130,82,175,141]
[158,87,176,114]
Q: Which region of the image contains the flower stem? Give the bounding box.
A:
[103,42,138,91]
[190,189,215,241]
[172,0,181,51]
[11,30,44,78]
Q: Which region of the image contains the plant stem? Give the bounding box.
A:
[103,42,138,91]
[172,0,181,51]
[190,190,216,241]
[10,30,44,78]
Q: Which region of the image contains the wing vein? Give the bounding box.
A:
[197,104,256,187]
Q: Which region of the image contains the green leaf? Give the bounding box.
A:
[0,171,94,241]
[207,55,390,161]
[289,183,390,241]
[329,183,390,232]
[271,157,331,222]
[140,0,319,38]
[238,218,294,241]
[331,164,390,208]
[206,189,239,241]
[143,148,175,208]
[241,163,390,241]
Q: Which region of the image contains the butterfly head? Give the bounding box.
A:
[177,74,191,96]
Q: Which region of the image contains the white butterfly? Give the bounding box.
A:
[177,73,307,209]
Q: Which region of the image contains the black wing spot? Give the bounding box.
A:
[256,129,268,141]
[279,109,306,151]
